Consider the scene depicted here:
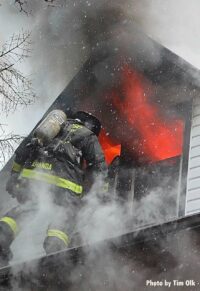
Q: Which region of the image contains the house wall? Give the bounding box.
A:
[185,96,200,215]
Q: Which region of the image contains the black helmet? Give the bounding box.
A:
[74,111,101,136]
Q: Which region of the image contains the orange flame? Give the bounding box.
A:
[99,129,121,165]
[112,66,184,162]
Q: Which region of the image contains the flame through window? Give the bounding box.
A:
[98,65,184,165]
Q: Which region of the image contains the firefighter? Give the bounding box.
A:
[0,110,108,264]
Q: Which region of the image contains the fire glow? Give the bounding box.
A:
[99,66,184,164]
[99,129,121,165]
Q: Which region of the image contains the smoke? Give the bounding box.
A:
[131,0,200,68]
[1,0,200,289]
[13,0,200,99]
[1,0,200,153]
[4,165,179,290]
[76,173,177,247]
[10,182,54,263]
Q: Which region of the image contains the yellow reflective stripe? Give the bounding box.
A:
[12,162,22,173]
[70,124,83,133]
[32,161,52,170]
[20,169,83,195]
[0,217,18,236]
[47,229,70,246]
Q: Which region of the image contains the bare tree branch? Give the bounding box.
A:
[0,31,31,62]
[0,125,25,166]
[14,0,29,14]
[0,31,35,114]
[0,31,35,167]
[14,0,62,12]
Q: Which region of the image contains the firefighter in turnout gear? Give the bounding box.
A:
[0,110,108,264]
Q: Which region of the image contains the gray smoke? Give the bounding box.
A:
[11,0,200,97]
[1,0,200,289]
[1,0,200,138]
[7,176,180,290]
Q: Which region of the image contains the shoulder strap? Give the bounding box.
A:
[61,122,74,142]
[57,120,85,143]
[51,122,74,153]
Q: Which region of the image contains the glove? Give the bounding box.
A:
[26,137,43,149]
[6,174,28,204]
[6,173,20,197]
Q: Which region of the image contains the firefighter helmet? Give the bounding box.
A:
[74,111,101,136]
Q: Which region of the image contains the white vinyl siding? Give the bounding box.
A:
[185,97,200,215]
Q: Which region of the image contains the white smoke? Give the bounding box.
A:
[1,0,200,159]
[131,0,200,69]
[0,0,200,288]
[10,182,54,263]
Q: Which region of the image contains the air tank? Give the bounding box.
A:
[33,110,67,145]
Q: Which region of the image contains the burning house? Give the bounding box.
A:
[0,22,200,290]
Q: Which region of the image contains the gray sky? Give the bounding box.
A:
[0,0,200,166]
